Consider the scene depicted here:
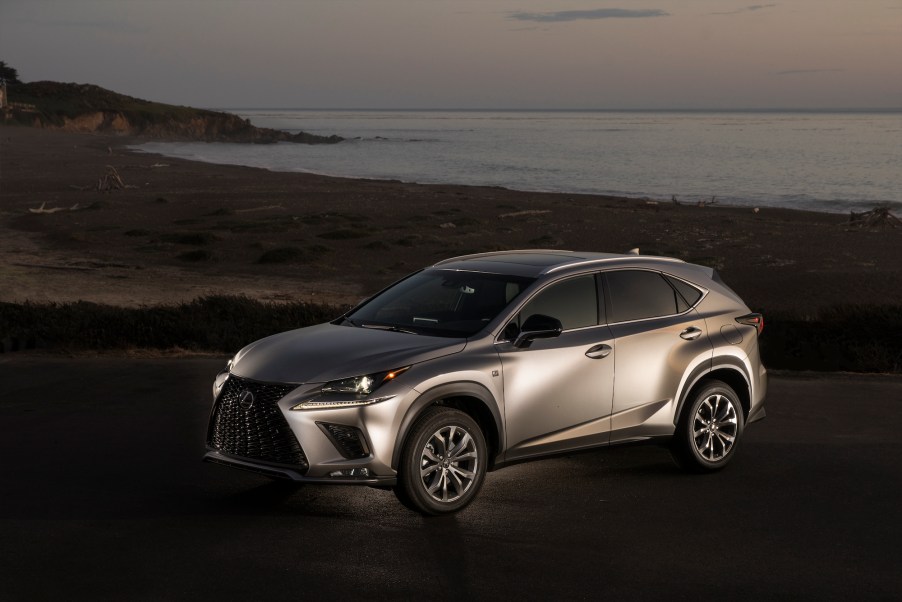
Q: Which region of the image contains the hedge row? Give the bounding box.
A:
[1,297,899,373]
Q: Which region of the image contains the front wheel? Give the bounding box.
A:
[671,380,744,472]
[394,406,487,515]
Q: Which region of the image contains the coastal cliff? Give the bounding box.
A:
[1,81,342,144]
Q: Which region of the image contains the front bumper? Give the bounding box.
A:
[206,372,416,484]
[203,450,397,486]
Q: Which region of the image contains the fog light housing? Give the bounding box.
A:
[318,422,370,459]
[328,468,370,478]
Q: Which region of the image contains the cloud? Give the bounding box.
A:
[774,68,845,76]
[508,8,669,23]
[711,4,777,16]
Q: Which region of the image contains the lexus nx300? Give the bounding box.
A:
[205,250,766,514]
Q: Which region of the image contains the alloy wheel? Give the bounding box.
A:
[419,425,479,503]
[692,393,738,461]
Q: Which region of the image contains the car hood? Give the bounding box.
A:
[230,323,467,384]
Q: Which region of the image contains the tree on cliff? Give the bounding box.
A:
[0,61,22,84]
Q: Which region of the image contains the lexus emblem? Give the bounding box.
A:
[238,389,256,410]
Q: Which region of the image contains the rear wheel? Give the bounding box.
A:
[394,406,487,515]
[671,380,744,472]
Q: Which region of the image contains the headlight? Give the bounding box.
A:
[321,367,408,395]
[212,358,233,398]
[291,366,409,411]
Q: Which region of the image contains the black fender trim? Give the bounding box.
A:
[673,357,751,426]
[390,381,503,471]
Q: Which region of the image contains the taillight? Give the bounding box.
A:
[736,313,764,335]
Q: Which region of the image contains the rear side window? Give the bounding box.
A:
[606,270,682,322]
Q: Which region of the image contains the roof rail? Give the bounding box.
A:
[432,249,576,267]
[544,254,685,274]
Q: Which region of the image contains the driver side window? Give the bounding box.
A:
[503,275,598,339]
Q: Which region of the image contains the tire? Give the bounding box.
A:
[671,380,744,473]
[394,406,487,515]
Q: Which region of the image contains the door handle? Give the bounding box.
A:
[585,344,612,359]
[680,326,703,341]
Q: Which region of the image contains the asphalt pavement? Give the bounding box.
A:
[1,357,900,601]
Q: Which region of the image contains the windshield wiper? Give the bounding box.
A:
[359,323,419,335]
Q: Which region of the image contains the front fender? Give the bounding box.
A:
[390,381,503,471]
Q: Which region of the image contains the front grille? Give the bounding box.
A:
[318,422,370,459]
[208,374,308,470]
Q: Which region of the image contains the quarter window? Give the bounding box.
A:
[606,270,683,322]
[665,275,703,309]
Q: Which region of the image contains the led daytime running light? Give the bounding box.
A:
[291,395,396,411]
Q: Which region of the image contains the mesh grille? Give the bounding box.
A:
[320,422,370,459]
[208,375,308,470]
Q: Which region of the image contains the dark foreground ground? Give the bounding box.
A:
[1,357,900,601]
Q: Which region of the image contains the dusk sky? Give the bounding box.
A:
[2,0,901,110]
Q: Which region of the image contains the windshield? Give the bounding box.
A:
[346,269,535,337]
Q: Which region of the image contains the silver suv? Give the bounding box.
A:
[205,250,766,514]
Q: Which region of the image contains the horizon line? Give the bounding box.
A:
[213,106,902,114]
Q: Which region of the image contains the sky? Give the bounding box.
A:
[1,0,901,110]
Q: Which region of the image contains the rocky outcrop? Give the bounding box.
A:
[2,81,343,144]
[47,109,342,144]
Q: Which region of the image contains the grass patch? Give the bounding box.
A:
[162,232,219,245]
[318,229,370,240]
[177,249,213,262]
[453,216,481,227]
[257,247,302,264]
[225,216,301,233]
[394,235,421,247]
[257,245,331,264]
[529,234,564,246]
[362,241,391,251]
[205,208,234,216]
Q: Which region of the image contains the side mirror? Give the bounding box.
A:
[514,314,563,348]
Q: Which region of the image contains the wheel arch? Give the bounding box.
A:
[674,358,752,426]
[391,382,503,471]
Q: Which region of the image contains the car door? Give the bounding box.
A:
[496,274,615,460]
[603,269,713,443]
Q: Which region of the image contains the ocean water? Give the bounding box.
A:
[133,110,902,214]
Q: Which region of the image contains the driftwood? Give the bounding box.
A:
[234,204,285,214]
[498,209,552,219]
[67,166,138,192]
[848,206,902,229]
[28,202,80,214]
[671,195,719,207]
[97,165,126,192]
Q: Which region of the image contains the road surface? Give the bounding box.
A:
[1,357,899,600]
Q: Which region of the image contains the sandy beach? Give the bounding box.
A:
[1,126,900,313]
